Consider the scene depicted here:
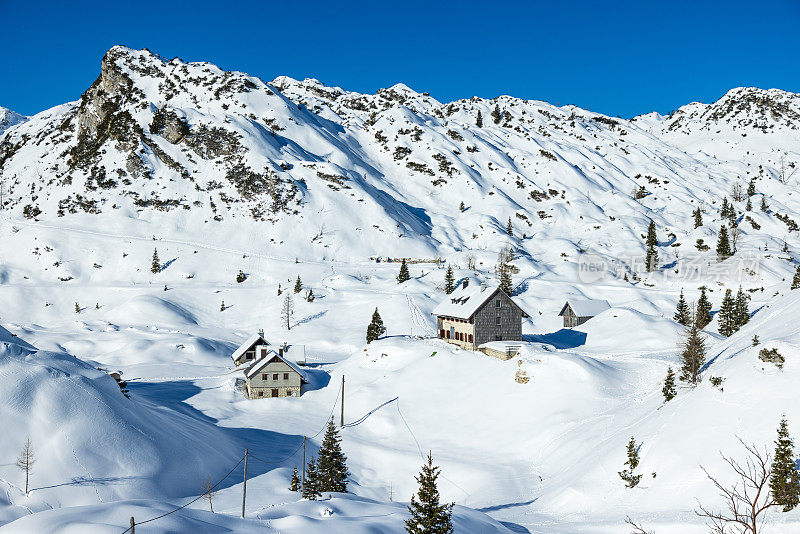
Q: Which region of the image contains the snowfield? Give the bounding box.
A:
[1,46,800,532]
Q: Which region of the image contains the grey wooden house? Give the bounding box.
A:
[431,280,529,351]
[558,299,610,327]
[231,331,270,366]
[244,346,308,399]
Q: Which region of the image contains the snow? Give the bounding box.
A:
[0,45,799,532]
[559,299,611,318]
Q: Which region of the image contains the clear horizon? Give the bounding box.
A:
[2,0,799,118]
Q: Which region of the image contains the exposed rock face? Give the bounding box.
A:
[0,107,27,137]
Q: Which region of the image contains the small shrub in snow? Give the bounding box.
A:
[709,376,725,390]
[759,348,785,369]
[236,270,247,283]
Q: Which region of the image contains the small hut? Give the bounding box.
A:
[558,300,611,327]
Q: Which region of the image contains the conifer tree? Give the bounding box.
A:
[734,287,750,330]
[645,220,658,272]
[305,288,315,302]
[791,265,800,290]
[220,300,226,312]
[289,466,301,492]
[696,287,713,329]
[748,178,757,197]
[294,276,303,293]
[405,452,454,534]
[761,196,769,212]
[492,104,502,125]
[662,367,677,402]
[75,302,81,314]
[673,290,690,326]
[716,225,732,261]
[680,317,707,385]
[506,218,513,236]
[277,283,282,296]
[718,289,736,337]
[366,307,386,343]
[693,207,703,228]
[302,456,321,500]
[746,197,752,211]
[721,197,731,219]
[770,416,800,511]
[151,248,160,274]
[618,437,642,488]
[397,259,410,283]
[316,418,349,494]
[16,438,35,494]
[476,110,483,127]
[459,201,465,212]
[443,265,455,294]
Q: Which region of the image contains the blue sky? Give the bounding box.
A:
[2,0,799,118]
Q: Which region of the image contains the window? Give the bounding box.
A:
[495,316,501,325]
[262,373,268,380]
[495,335,501,341]
[258,391,264,397]
[496,300,501,308]
[468,334,473,343]
[273,373,279,380]
[283,373,289,380]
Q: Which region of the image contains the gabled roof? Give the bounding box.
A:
[559,299,611,318]
[431,282,529,320]
[231,333,269,362]
[245,347,308,383]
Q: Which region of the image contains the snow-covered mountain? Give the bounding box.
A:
[1,46,800,533]
[0,107,26,137]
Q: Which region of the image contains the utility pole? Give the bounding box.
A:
[241,449,248,518]
[340,375,345,427]
[130,517,135,534]
[302,436,306,493]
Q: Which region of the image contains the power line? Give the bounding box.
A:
[121,453,245,533]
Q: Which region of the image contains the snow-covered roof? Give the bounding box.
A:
[245,347,308,383]
[431,282,528,320]
[231,333,269,362]
[559,299,611,318]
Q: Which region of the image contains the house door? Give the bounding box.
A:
[271,388,279,397]
[449,326,455,339]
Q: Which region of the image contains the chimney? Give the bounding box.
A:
[258,329,264,337]
[278,347,284,357]
[480,282,487,292]
[462,280,469,289]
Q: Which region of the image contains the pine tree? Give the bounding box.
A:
[459,201,465,212]
[791,265,800,290]
[718,289,736,337]
[680,318,707,385]
[696,287,713,329]
[734,287,750,330]
[405,452,454,534]
[366,307,386,343]
[693,207,703,228]
[770,416,800,511]
[618,437,642,488]
[748,178,757,197]
[397,259,410,283]
[15,438,34,494]
[443,266,455,294]
[662,367,677,402]
[721,197,731,219]
[305,288,315,302]
[746,197,752,211]
[220,300,226,312]
[645,220,658,272]
[75,302,81,314]
[277,283,282,296]
[294,276,303,293]
[151,248,160,274]
[302,456,321,500]
[236,270,247,283]
[761,196,769,212]
[673,290,690,326]
[506,218,513,236]
[289,466,301,492]
[316,418,349,494]
[491,104,502,125]
[716,225,732,261]
[476,110,483,127]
